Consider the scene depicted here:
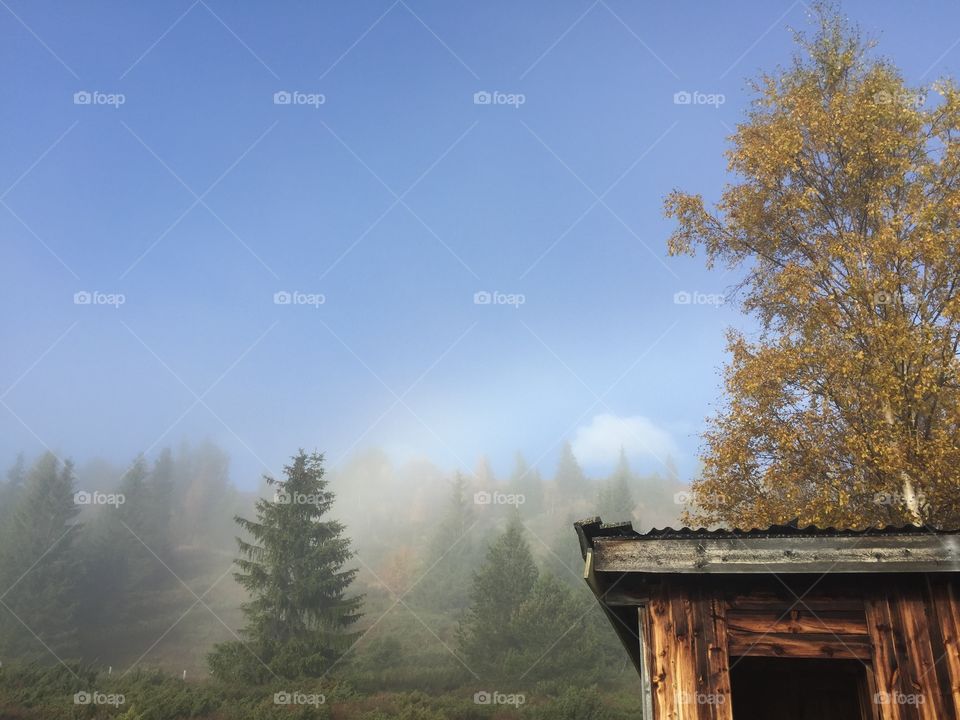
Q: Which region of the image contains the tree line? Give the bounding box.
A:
[0,441,678,682]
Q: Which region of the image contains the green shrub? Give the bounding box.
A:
[528,686,612,720]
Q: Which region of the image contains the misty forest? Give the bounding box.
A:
[0,442,683,718]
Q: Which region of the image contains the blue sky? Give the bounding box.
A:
[2,0,959,489]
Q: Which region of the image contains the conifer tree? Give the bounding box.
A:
[507,573,617,682]
[208,450,362,681]
[509,452,544,515]
[554,441,588,503]
[458,513,538,676]
[0,453,80,659]
[0,453,26,533]
[414,472,477,610]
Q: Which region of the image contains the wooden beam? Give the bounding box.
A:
[725,610,868,636]
[593,535,960,574]
[728,629,873,659]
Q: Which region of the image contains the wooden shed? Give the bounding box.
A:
[575,518,960,720]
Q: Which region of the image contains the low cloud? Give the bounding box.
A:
[572,413,678,468]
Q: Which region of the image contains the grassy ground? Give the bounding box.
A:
[0,545,644,718]
[0,662,643,719]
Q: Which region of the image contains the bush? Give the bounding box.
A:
[0,661,639,720]
[528,687,612,720]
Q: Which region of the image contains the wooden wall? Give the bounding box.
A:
[865,577,960,720]
[642,576,960,720]
[646,580,733,720]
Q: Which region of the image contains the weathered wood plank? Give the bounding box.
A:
[699,587,733,720]
[866,593,902,720]
[593,535,960,574]
[725,608,868,636]
[726,593,866,615]
[646,581,734,720]
[648,587,678,719]
[895,586,948,720]
[727,629,873,659]
[927,579,960,718]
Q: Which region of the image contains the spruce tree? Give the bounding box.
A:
[474,455,497,488]
[414,472,476,610]
[458,513,538,677]
[208,450,362,681]
[0,453,26,522]
[554,441,587,503]
[149,448,175,548]
[509,452,544,516]
[0,453,80,659]
[507,573,618,683]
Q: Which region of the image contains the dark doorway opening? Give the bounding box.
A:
[730,657,873,720]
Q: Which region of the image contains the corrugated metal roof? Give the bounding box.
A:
[575,517,960,572]
[574,516,957,554]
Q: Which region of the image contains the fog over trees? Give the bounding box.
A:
[0,439,685,687]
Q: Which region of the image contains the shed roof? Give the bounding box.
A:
[575,517,960,574]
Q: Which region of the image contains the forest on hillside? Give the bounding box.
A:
[0,441,686,719]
